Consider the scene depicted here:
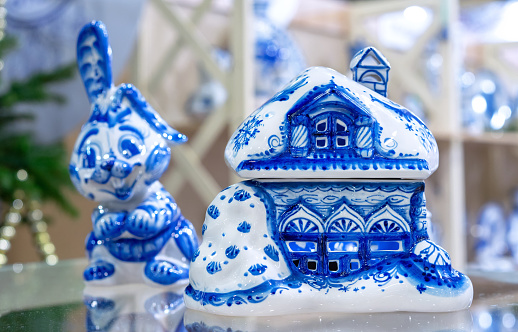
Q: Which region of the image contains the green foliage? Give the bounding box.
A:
[0,36,78,217]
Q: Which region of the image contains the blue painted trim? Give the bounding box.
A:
[185,254,471,308]
[238,156,428,173]
[185,277,302,307]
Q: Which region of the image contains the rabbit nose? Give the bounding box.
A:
[112,161,132,178]
[101,159,132,178]
[100,159,115,171]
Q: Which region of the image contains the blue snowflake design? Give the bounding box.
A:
[416,283,427,294]
[232,115,263,156]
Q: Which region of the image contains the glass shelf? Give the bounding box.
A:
[0,259,517,331]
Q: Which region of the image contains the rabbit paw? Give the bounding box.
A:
[127,208,164,238]
[93,212,126,240]
[84,260,115,281]
[144,259,188,285]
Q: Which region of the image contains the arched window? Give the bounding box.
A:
[324,204,365,275]
[365,205,411,265]
[359,70,387,96]
[280,205,324,275]
[279,202,414,278]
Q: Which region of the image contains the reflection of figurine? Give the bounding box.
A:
[70,21,198,285]
[508,190,518,265]
[254,0,305,97]
[185,48,472,316]
[184,308,472,332]
[475,202,511,271]
[84,285,185,331]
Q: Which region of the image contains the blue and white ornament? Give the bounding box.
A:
[254,0,306,98]
[70,21,198,286]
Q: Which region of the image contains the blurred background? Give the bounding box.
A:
[2,0,518,285]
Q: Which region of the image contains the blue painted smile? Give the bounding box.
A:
[99,170,141,201]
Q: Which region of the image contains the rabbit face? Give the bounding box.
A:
[70,101,171,204]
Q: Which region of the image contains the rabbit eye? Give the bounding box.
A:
[82,146,98,168]
[119,136,142,158]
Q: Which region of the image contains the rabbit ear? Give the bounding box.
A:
[77,21,113,103]
[117,84,188,145]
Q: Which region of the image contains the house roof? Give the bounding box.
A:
[350,46,390,69]
[225,66,438,180]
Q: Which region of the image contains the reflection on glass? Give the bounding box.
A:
[184,308,473,331]
[370,240,403,252]
[84,285,186,332]
[327,241,358,252]
[287,241,317,252]
[472,305,518,331]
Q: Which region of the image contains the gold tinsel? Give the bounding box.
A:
[0,171,59,267]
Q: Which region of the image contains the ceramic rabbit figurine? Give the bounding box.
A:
[70,21,198,286]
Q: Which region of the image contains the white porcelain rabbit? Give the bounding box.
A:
[70,21,198,286]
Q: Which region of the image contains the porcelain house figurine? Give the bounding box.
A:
[70,21,198,286]
[185,47,473,315]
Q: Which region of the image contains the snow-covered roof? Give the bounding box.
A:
[350,46,390,69]
[225,66,438,179]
